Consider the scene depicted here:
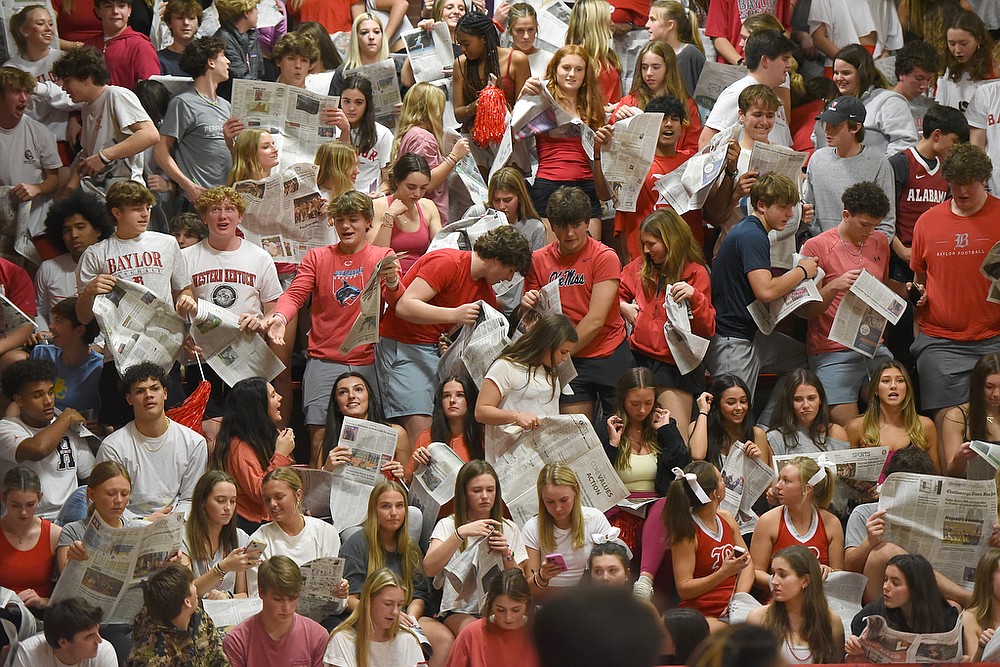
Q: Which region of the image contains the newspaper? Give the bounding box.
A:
[874,56,897,87]
[329,417,398,528]
[344,59,401,127]
[403,23,454,84]
[774,447,888,508]
[979,240,1000,303]
[511,81,596,160]
[203,597,263,633]
[92,279,186,373]
[970,440,1000,469]
[409,442,467,550]
[190,299,284,387]
[50,514,185,623]
[747,141,807,183]
[439,533,505,603]
[429,210,505,253]
[601,113,663,212]
[229,80,340,167]
[0,292,33,335]
[693,61,746,121]
[437,300,509,385]
[148,75,194,96]
[729,570,866,630]
[653,122,739,214]
[492,415,628,526]
[534,0,571,52]
[662,285,709,375]
[879,472,998,589]
[297,557,346,621]
[233,163,328,264]
[338,256,396,354]
[747,255,824,335]
[720,441,775,534]
[616,29,650,93]
[448,153,492,222]
[296,466,333,518]
[0,0,57,63]
[829,269,907,358]
[858,614,963,663]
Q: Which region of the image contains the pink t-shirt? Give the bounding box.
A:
[801,226,889,355]
[222,613,329,667]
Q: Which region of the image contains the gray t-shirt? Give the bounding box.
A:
[340,530,431,603]
[766,428,850,458]
[845,501,878,549]
[58,510,144,547]
[160,86,233,190]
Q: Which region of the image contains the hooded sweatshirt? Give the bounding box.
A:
[88,26,161,89]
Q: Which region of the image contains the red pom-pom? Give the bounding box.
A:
[471,83,507,147]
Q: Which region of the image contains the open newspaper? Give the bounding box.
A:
[653,122,738,214]
[774,446,888,507]
[492,415,628,526]
[979,240,1000,304]
[747,141,808,184]
[858,614,963,663]
[511,80,596,166]
[447,153,492,222]
[663,285,709,375]
[0,292,32,335]
[403,23,454,84]
[729,570,866,632]
[409,442,467,549]
[233,163,327,264]
[429,210,504,253]
[439,532,504,604]
[297,557,346,621]
[190,299,284,387]
[534,0,571,52]
[748,255,824,335]
[601,113,662,212]
[437,300,509,385]
[720,441,774,534]
[203,597,262,633]
[693,61,746,121]
[829,269,907,357]
[92,279,186,373]
[295,466,333,518]
[344,59,401,127]
[51,514,184,623]
[338,255,397,354]
[229,80,340,166]
[879,472,998,589]
[329,416,398,528]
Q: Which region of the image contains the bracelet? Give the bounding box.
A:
[699,411,709,417]
[444,155,457,167]
[503,548,514,561]
[455,526,464,541]
[799,265,809,280]
[273,312,288,325]
[98,150,111,165]
[213,563,226,578]
[533,572,550,588]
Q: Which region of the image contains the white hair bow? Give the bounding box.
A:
[808,453,837,487]
[592,527,633,559]
[672,467,711,504]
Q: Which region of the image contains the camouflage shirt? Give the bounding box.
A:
[126,607,230,667]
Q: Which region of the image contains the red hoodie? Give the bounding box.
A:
[86,27,160,89]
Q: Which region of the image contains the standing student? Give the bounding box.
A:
[968,78,1000,200]
[935,10,997,115]
[506,3,550,79]
[214,0,263,100]
[86,0,159,89]
[370,154,442,275]
[645,0,706,98]
[156,0,202,75]
[706,0,791,65]
[452,11,528,126]
[890,40,941,136]
[333,73,393,193]
[565,0,622,104]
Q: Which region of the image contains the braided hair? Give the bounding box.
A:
[456,12,500,103]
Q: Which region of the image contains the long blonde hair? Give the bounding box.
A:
[345,13,388,69]
[566,0,621,77]
[860,360,928,450]
[228,129,270,185]
[390,82,445,164]
[544,45,604,129]
[535,463,585,553]
[650,0,704,53]
[361,480,424,604]
[315,141,359,196]
[330,568,418,667]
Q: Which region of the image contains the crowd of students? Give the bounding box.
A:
[1,0,1000,664]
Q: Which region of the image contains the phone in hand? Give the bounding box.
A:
[244,539,267,557]
[732,546,747,558]
[544,553,568,572]
[907,283,922,306]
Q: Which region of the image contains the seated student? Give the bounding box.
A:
[170,212,208,249]
[157,0,202,76]
[766,368,850,458]
[409,375,483,481]
[847,554,960,658]
[213,0,263,100]
[9,597,117,667]
[705,173,818,402]
[745,546,845,664]
[51,46,159,194]
[961,550,1000,662]
[942,354,1000,479]
[0,467,61,613]
[0,359,96,521]
[96,361,207,518]
[690,375,772,471]
[126,564,228,667]
[324,568,425,667]
[223,555,329,667]
[31,298,103,419]
[85,0,158,89]
[584,542,633,590]
[661,608,711,665]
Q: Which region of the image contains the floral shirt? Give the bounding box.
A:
[126,607,229,667]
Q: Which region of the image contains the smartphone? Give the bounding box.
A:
[544,553,568,572]
[733,546,747,558]
[244,539,267,556]
[907,283,922,306]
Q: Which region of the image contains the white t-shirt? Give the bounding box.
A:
[0,416,96,520]
[807,0,903,66]
[76,231,191,304]
[81,85,152,184]
[247,516,341,596]
[35,253,77,330]
[323,627,424,667]
[181,528,250,595]
[483,358,561,460]
[184,239,283,317]
[521,506,612,587]
[353,122,393,193]
[11,632,118,667]
[704,74,793,147]
[935,70,984,115]
[967,80,1000,196]
[96,419,207,517]
[429,516,528,614]
[4,50,79,142]
[0,114,61,236]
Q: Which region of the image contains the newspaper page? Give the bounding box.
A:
[720,441,775,534]
[970,440,1000,469]
[92,279,186,373]
[510,82,595,159]
[824,570,868,633]
[662,286,709,375]
[229,80,340,167]
[203,597,263,633]
[233,163,327,264]
[440,535,505,603]
[329,417,398,528]
[979,240,1000,303]
[535,0,570,52]
[601,113,663,212]
[403,23,454,84]
[829,269,906,358]
[493,415,628,526]
[429,210,505,253]
[409,442,467,549]
[0,292,32,335]
[344,59,401,127]
[296,466,333,518]
[774,446,888,506]
[653,122,738,214]
[338,256,396,354]
[50,514,184,623]
[190,299,284,386]
[437,300,508,384]
[859,614,963,663]
[879,472,998,589]
[693,61,747,121]
[297,557,346,621]
[747,256,824,335]
[874,56,897,87]
[747,141,808,183]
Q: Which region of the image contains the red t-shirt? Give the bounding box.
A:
[289,0,353,33]
[679,514,738,618]
[525,237,625,358]
[380,249,499,345]
[772,506,831,565]
[705,0,791,62]
[274,243,393,365]
[535,134,592,181]
[598,64,623,105]
[613,151,702,258]
[910,196,1000,341]
[801,227,890,355]
[0,258,37,317]
[618,257,715,364]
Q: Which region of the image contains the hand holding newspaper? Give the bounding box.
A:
[343,59,401,127]
[440,533,504,604]
[601,113,663,212]
[747,254,825,335]
[297,557,346,621]
[829,269,907,358]
[858,614,963,663]
[92,279,186,373]
[190,299,284,387]
[747,141,808,184]
[409,443,467,542]
[979,240,1000,304]
[296,466,334,518]
[719,441,775,534]
[0,292,33,335]
[338,255,400,354]
[437,300,509,385]
[402,23,454,84]
[329,417,398,528]
[662,284,709,375]
[653,122,739,214]
[692,61,746,121]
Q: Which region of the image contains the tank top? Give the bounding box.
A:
[501,52,516,107]
[773,506,830,565]
[896,148,949,247]
[0,519,54,597]
[386,196,430,275]
[617,452,657,493]
[680,513,737,618]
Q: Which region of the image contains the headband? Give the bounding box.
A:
[807,454,837,487]
[591,527,634,560]
[672,467,711,504]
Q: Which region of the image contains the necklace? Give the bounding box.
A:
[1,518,34,545]
[785,636,813,662]
[838,231,865,265]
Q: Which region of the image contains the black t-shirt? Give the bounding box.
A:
[711,214,772,340]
